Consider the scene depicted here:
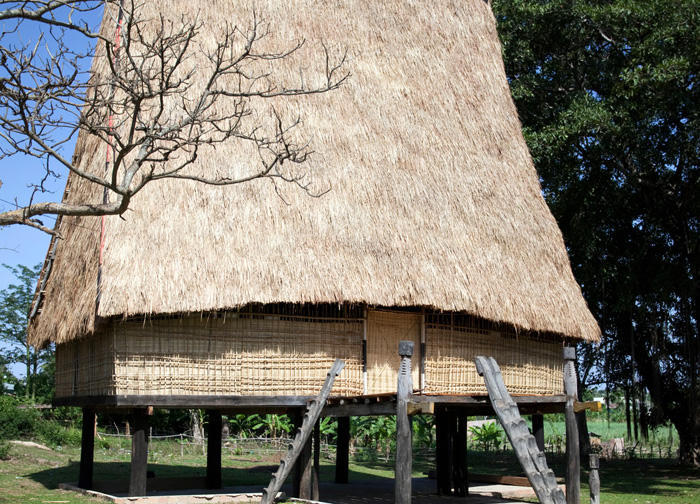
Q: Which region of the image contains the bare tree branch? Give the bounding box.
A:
[0,0,350,235]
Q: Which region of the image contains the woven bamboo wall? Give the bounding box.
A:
[423,313,564,395]
[55,307,563,399]
[55,307,365,398]
[55,333,116,397]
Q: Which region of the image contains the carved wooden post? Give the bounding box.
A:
[395,341,414,504]
[564,346,581,504]
[79,408,95,490]
[206,410,222,489]
[589,454,600,504]
[129,408,150,497]
[335,416,350,484]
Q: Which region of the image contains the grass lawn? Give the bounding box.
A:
[470,450,700,504]
[0,439,698,504]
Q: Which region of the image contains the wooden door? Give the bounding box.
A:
[366,310,421,394]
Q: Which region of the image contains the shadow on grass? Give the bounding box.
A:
[25,459,398,494]
[593,458,700,497]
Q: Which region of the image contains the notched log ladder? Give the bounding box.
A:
[475,356,566,504]
[260,359,345,504]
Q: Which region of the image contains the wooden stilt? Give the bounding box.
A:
[298,430,313,499]
[532,414,545,453]
[453,413,468,496]
[395,341,414,504]
[79,408,95,490]
[206,410,222,489]
[564,346,581,504]
[435,411,452,495]
[335,417,350,484]
[129,408,150,497]
[313,420,320,501]
[589,454,600,504]
[292,410,304,497]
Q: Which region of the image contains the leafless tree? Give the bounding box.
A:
[0,0,349,234]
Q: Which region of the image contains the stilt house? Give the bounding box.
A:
[28,0,600,499]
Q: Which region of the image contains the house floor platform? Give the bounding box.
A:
[60,477,537,504]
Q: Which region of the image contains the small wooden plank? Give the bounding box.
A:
[323,402,396,417]
[78,409,95,490]
[335,417,350,484]
[206,410,222,489]
[407,401,434,415]
[469,474,533,487]
[574,401,602,413]
[129,409,150,497]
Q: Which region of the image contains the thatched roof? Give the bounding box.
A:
[28,0,600,347]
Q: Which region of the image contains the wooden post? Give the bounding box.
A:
[564,346,581,504]
[453,413,468,496]
[395,340,414,504]
[435,411,452,495]
[129,408,150,497]
[292,410,304,498]
[335,416,350,484]
[206,410,222,489]
[589,454,600,504]
[532,414,545,453]
[313,420,321,501]
[79,408,95,490]
[298,430,313,499]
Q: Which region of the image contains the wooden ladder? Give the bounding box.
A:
[475,356,566,504]
[260,359,345,504]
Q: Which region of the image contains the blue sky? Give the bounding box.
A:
[1,3,103,378]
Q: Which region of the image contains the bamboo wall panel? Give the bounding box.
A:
[366,310,421,394]
[54,307,563,399]
[55,310,364,397]
[55,333,115,397]
[424,324,563,395]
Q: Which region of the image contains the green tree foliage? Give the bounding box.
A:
[492,0,700,465]
[0,263,52,400]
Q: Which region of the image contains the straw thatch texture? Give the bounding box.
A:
[30,0,600,348]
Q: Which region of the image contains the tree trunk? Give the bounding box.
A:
[678,426,700,467]
[625,386,632,440]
